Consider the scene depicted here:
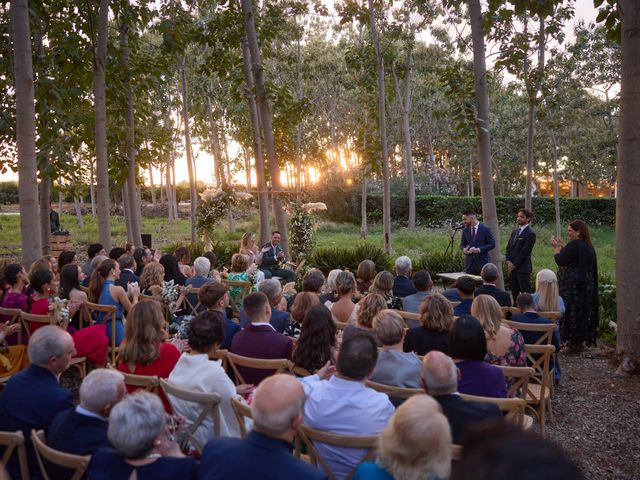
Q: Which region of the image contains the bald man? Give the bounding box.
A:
[421,351,502,443]
[199,374,327,480]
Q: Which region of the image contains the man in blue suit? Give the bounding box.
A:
[199,374,327,480]
[259,231,295,282]
[114,254,139,289]
[0,326,75,479]
[460,209,496,275]
[239,279,291,334]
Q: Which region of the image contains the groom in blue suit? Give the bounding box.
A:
[460,209,495,275]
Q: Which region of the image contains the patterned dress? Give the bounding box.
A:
[485,328,526,367]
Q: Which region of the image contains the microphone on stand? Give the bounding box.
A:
[452,224,465,231]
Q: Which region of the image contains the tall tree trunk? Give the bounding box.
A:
[468,0,503,288]
[207,96,224,189]
[368,0,391,254]
[295,18,303,195]
[360,111,368,240]
[220,121,235,232]
[240,3,289,254]
[179,57,197,243]
[122,183,133,243]
[149,164,156,206]
[74,197,84,227]
[550,130,561,238]
[39,179,51,255]
[89,160,96,216]
[241,37,270,246]
[171,153,178,219]
[615,0,640,375]
[243,145,252,192]
[93,0,112,250]
[165,159,174,222]
[11,0,42,265]
[159,166,164,205]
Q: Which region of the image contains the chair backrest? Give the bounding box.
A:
[31,430,90,480]
[107,365,159,393]
[334,321,348,331]
[0,307,22,343]
[459,393,528,428]
[295,423,379,480]
[502,319,557,345]
[451,444,463,461]
[230,396,252,438]
[365,380,423,400]
[83,302,117,363]
[159,379,222,454]
[19,311,55,338]
[501,306,561,321]
[394,310,415,328]
[524,344,555,382]
[0,430,29,480]
[179,287,202,317]
[287,361,312,378]
[225,352,289,385]
[496,365,535,399]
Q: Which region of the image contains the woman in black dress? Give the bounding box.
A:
[551,220,599,351]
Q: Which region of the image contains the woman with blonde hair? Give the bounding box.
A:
[533,269,565,315]
[324,270,357,324]
[403,293,453,356]
[287,292,320,337]
[319,269,342,304]
[226,253,258,312]
[342,293,386,344]
[140,262,165,297]
[239,232,263,265]
[471,295,525,367]
[370,271,402,310]
[354,394,451,480]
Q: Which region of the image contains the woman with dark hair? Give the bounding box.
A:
[287,292,320,337]
[59,264,87,321]
[198,283,241,350]
[0,264,29,323]
[174,247,193,278]
[356,260,376,295]
[449,316,507,398]
[168,310,252,443]
[551,219,599,351]
[28,269,56,317]
[57,250,77,271]
[159,255,187,286]
[0,264,29,376]
[292,304,337,374]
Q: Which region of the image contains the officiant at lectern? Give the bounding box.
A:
[460,209,495,275]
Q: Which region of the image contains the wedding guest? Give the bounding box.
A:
[57,250,77,271]
[83,243,106,277]
[140,262,166,297]
[453,276,476,316]
[342,293,386,345]
[175,247,194,278]
[532,269,565,315]
[319,269,341,304]
[291,304,337,374]
[199,282,241,350]
[159,254,187,286]
[324,271,357,324]
[370,271,403,310]
[404,293,453,356]
[356,260,376,295]
[401,270,433,316]
[392,256,416,298]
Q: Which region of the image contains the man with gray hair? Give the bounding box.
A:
[48,369,126,456]
[0,326,75,478]
[199,374,327,479]
[421,351,501,443]
[239,278,291,333]
[474,263,512,307]
[393,255,417,298]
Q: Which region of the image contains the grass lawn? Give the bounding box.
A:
[0,211,615,276]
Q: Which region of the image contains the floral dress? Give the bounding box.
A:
[226,272,257,313]
[485,328,526,367]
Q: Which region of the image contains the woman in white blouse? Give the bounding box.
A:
[167,311,253,445]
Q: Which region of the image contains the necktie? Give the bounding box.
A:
[471,226,476,242]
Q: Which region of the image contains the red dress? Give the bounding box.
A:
[117,342,181,412]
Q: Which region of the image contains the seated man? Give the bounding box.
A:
[115,254,139,289]
[0,326,75,479]
[453,276,476,316]
[392,256,416,298]
[83,243,106,278]
[258,231,295,282]
[199,282,240,350]
[239,279,291,333]
[230,292,294,385]
[474,263,512,307]
[304,334,394,479]
[199,374,327,480]
[421,351,502,443]
[48,368,126,455]
[401,270,433,316]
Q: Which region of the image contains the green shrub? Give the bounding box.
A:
[309,243,390,274]
[0,182,19,204]
[598,272,617,345]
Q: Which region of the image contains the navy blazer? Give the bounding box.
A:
[239,307,291,334]
[199,431,327,480]
[115,269,139,289]
[460,223,495,274]
[436,394,503,443]
[511,312,561,351]
[48,409,110,455]
[392,275,417,298]
[259,243,286,270]
[0,365,74,479]
[474,284,512,307]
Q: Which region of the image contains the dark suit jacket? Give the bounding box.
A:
[199,431,327,480]
[48,409,110,455]
[506,225,536,274]
[0,365,74,479]
[392,275,417,298]
[511,312,560,351]
[435,394,502,443]
[454,298,473,316]
[474,284,512,307]
[259,243,286,270]
[230,324,293,385]
[239,308,291,334]
[115,269,139,289]
[460,223,495,273]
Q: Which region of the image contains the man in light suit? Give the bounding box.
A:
[505,208,536,303]
[0,326,76,479]
[258,231,295,282]
[460,209,495,275]
[421,351,502,444]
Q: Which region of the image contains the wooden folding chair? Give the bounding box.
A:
[0,307,23,344]
[230,396,252,438]
[501,306,561,321]
[523,344,555,436]
[365,380,422,403]
[459,394,530,430]
[451,444,463,461]
[177,287,202,317]
[31,430,89,480]
[396,310,419,328]
[0,430,29,480]
[334,321,348,331]
[287,361,312,378]
[497,365,535,398]
[212,349,228,371]
[222,280,252,316]
[294,424,379,480]
[107,365,159,393]
[225,352,289,386]
[82,302,118,363]
[502,319,558,346]
[160,379,222,454]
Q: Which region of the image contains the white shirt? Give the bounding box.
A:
[518,225,529,235]
[167,353,247,446]
[303,375,394,480]
[250,322,276,331]
[75,405,107,421]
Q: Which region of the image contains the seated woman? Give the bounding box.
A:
[319,269,341,304]
[471,295,525,368]
[0,318,28,379]
[449,316,507,398]
[370,309,421,390]
[116,301,181,412]
[0,264,29,343]
[354,395,451,480]
[198,282,241,350]
[58,264,87,324]
[324,271,357,324]
[27,269,56,327]
[168,310,252,444]
[57,250,77,271]
[404,293,453,356]
[88,259,140,347]
[533,269,566,316]
[342,293,386,345]
[140,262,165,298]
[356,259,376,296]
[159,254,187,286]
[87,392,197,480]
[291,304,337,374]
[226,254,258,313]
[175,247,194,278]
[369,271,403,310]
[239,233,266,283]
[286,291,320,337]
